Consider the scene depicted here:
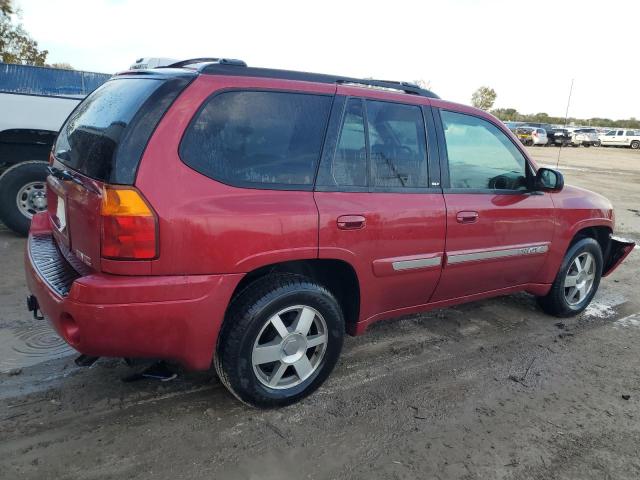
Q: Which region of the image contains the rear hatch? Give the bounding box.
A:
[48,72,194,272]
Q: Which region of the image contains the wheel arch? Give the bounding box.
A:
[227,259,361,336]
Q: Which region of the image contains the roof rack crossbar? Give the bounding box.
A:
[200,64,439,98]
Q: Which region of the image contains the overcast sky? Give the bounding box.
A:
[13,0,640,119]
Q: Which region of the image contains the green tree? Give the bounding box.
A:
[471,86,497,111]
[47,62,74,70]
[0,0,48,65]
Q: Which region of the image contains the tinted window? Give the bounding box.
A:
[330,99,367,187]
[606,131,615,136]
[366,100,428,188]
[54,78,163,182]
[180,91,331,188]
[441,110,527,191]
[626,131,635,136]
[617,131,624,136]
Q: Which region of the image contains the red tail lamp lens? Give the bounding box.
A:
[100,187,157,260]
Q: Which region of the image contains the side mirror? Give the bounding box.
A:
[536,167,564,192]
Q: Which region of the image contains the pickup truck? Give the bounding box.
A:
[0,63,110,235]
[599,129,640,149]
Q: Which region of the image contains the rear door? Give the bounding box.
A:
[430,108,555,302]
[314,89,446,324]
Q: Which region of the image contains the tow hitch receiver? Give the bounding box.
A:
[26,295,44,320]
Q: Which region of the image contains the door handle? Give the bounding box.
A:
[456,211,479,224]
[337,215,366,230]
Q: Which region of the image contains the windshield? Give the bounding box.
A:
[54,78,163,183]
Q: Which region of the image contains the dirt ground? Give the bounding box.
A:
[1,146,639,480]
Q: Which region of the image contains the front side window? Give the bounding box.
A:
[366,100,428,188]
[180,91,332,188]
[441,110,527,191]
[617,131,624,136]
[606,131,615,136]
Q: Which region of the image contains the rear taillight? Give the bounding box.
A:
[100,186,157,260]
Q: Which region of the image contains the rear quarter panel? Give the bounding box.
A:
[135,75,335,275]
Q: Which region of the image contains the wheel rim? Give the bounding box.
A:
[252,305,328,390]
[16,181,47,219]
[564,252,596,306]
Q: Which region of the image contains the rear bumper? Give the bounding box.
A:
[24,214,242,370]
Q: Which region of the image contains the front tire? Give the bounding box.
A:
[215,274,344,408]
[0,161,49,236]
[537,238,603,317]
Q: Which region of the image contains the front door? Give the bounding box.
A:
[314,91,446,325]
[430,108,555,302]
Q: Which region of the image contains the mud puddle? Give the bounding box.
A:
[0,322,74,373]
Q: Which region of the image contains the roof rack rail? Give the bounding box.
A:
[200,63,439,98]
[164,58,247,68]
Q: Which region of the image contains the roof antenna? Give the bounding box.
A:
[556,78,574,168]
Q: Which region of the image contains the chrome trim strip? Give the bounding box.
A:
[392,256,442,271]
[447,244,549,265]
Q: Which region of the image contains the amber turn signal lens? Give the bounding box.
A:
[101,188,153,217]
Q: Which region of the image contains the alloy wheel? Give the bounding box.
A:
[564,252,596,306]
[252,305,328,389]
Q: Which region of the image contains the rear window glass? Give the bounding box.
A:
[54,78,164,182]
[179,91,332,189]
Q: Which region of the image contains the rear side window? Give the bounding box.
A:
[367,100,428,188]
[180,91,332,189]
[54,78,164,183]
[331,98,367,187]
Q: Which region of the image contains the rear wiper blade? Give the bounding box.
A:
[47,166,98,192]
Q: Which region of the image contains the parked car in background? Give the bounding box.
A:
[599,129,640,149]
[531,128,548,145]
[0,63,111,235]
[24,58,634,408]
[515,126,547,145]
[570,128,599,147]
[548,128,572,146]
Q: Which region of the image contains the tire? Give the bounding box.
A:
[593,140,601,147]
[214,273,344,408]
[0,161,49,236]
[583,143,591,148]
[631,140,640,150]
[537,237,603,317]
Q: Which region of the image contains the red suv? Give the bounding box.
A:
[25,58,634,407]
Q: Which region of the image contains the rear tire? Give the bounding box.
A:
[631,140,640,149]
[537,238,603,317]
[215,274,344,408]
[0,161,49,236]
